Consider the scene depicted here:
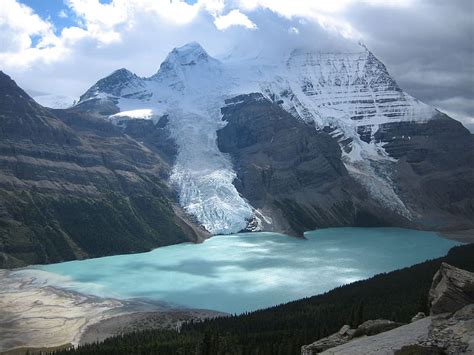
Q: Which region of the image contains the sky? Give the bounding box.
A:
[0,0,473,131]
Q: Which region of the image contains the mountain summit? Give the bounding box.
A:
[70,42,474,236]
[158,42,214,68]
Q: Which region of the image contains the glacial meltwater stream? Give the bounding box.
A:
[16,228,460,314]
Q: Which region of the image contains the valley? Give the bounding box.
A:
[0,5,472,352]
[0,227,462,352]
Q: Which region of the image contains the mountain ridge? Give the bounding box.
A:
[0,71,206,268]
[71,42,474,236]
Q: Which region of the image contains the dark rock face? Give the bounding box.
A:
[0,72,78,145]
[218,92,474,236]
[373,114,474,231]
[429,263,474,315]
[217,93,409,236]
[0,71,205,268]
[119,115,178,165]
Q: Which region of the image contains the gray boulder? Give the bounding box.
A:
[411,312,426,323]
[301,325,353,355]
[429,263,474,315]
[301,320,403,354]
[353,319,404,337]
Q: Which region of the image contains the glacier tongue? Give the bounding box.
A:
[147,43,257,234]
[166,101,253,235]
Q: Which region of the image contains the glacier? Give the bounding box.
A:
[75,42,438,234]
[33,93,76,109]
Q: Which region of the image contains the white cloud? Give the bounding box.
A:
[430,96,474,129]
[58,9,68,18]
[0,0,55,52]
[288,26,299,35]
[214,9,257,30]
[0,0,471,128]
[0,0,407,72]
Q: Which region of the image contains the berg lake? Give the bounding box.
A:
[15,228,460,314]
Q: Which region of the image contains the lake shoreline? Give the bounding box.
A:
[440,229,474,244]
[0,269,224,354]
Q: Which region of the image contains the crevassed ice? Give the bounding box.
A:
[167,105,253,235]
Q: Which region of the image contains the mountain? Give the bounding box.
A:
[73,42,474,236]
[1,41,473,265]
[0,71,205,268]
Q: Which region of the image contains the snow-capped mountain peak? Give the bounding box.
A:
[79,68,146,103]
[75,42,440,235]
[150,42,222,93]
[163,42,213,66]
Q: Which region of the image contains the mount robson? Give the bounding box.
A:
[1,42,473,268]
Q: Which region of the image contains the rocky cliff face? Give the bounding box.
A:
[376,116,474,230]
[0,71,205,268]
[217,92,474,235]
[217,93,405,236]
[429,262,474,315]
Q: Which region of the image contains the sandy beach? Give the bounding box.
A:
[0,269,224,354]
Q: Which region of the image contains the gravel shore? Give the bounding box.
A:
[0,269,224,354]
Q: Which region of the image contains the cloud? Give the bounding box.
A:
[0,0,55,52]
[58,9,68,19]
[338,0,474,130]
[214,9,257,30]
[288,27,299,35]
[0,0,472,131]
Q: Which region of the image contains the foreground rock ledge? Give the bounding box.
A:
[301,263,474,354]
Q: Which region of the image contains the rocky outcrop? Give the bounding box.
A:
[0,71,206,268]
[302,320,403,354]
[419,304,474,354]
[411,312,426,323]
[429,263,474,315]
[314,307,474,355]
[353,319,404,337]
[302,264,474,354]
[301,325,354,354]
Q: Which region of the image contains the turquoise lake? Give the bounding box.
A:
[21,228,460,314]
